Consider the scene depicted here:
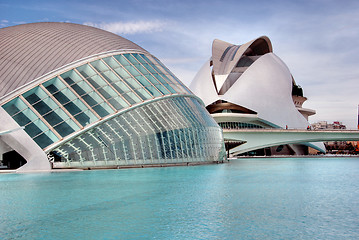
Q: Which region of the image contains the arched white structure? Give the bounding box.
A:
[224,129,359,155]
[189,37,325,155]
[0,22,226,171]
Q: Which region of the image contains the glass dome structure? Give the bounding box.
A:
[0,23,225,171]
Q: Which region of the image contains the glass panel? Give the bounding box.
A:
[43,77,66,94]
[123,53,138,65]
[92,103,111,118]
[134,88,152,100]
[73,109,98,126]
[97,86,114,100]
[25,119,49,138]
[134,63,149,75]
[108,97,128,110]
[163,83,177,94]
[102,56,121,69]
[45,81,74,104]
[122,77,142,90]
[32,97,58,116]
[72,80,94,96]
[23,87,48,105]
[70,81,111,107]
[134,75,151,87]
[61,70,83,85]
[115,96,130,108]
[140,62,157,74]
[133,54,147,64]
[33,130,59,149]
[42,109,68,126]
[145,85,162,97]
[81,92,99,107]
[122,92,141,105]
[154,75,179,94]
[114,67,131,80]
[3,97,28,116]
[112,81,130,94]
[154,84,170,95]
[86,75,108,89]
[54,119,79,137]
[152,73,169,85]
[57,95,78,114]
[12,108,37,126]
[100,70,119,84]
[76,64,97,78]
[113,55,131,66]
[52,88,73,105]
[144,74,161,86]
[140,54,161,71]
[90,60,110,73]
[125,65,141,77]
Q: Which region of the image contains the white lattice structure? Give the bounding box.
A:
[0,22,226,171]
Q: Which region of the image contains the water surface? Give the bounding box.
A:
[1,157,359,239]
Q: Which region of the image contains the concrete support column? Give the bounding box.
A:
[0,107,51,172]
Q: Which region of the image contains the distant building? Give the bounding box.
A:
[0,22,226,171]
[311,121,346,130]
[189,37,325,156]
[310,121,353,154]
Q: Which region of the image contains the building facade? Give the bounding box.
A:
[311,121,346,130]
[0,22,225,171]
[189,37,325,156]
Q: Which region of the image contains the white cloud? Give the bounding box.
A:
[0,19,9,27]
[84,20,167,35]
[13,21,27,25]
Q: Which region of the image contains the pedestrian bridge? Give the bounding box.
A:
[223,129,359,155]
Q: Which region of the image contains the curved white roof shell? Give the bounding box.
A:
[221,53,308,128]
[190,59,219,106]
[189,36,325,153]
[0,22,145,97]
[190,36,310,129]
[212,36,272,76]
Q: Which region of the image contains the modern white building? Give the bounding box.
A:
[189,37,325,155]
[0,22,226,172]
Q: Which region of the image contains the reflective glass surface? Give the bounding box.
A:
[2,52,220,165]
[51,97,225,167]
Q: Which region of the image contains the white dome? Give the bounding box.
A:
[0,22,146,97]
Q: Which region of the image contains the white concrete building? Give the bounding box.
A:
[189,37,325,155]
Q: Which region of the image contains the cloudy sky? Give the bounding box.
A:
[1,0,359,128]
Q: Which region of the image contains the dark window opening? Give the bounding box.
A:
[1,150,27,169]
[292,84,303,97]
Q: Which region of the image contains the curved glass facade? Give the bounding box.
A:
[2,52,190,149]
[51,96,225,168]
[1,51,225,167]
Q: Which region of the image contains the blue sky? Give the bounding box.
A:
[2,0,359,128]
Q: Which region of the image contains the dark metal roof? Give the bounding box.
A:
[0,22,146,97]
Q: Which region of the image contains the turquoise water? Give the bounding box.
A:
[1,157,359,240]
